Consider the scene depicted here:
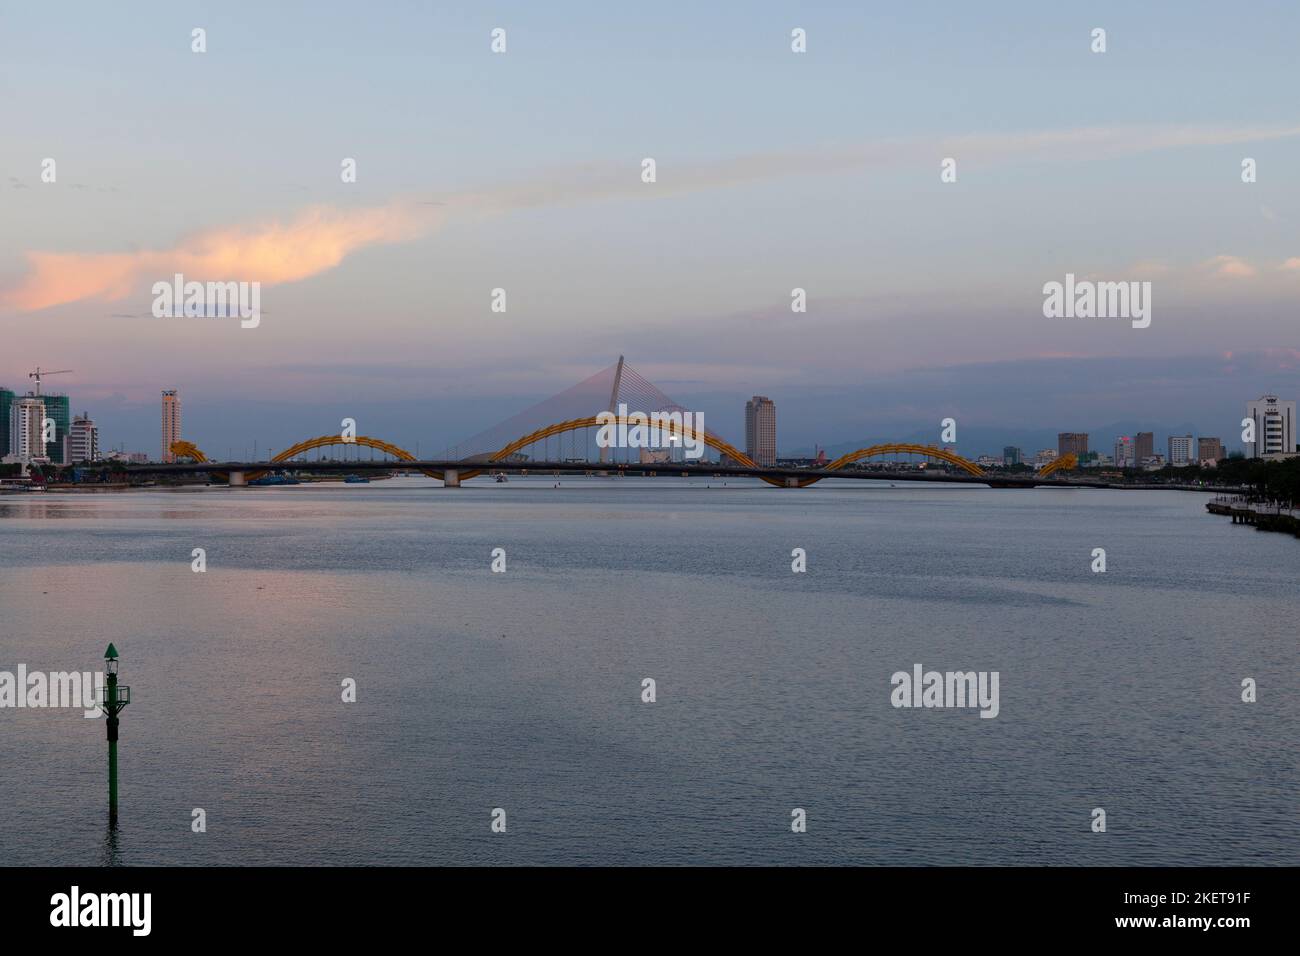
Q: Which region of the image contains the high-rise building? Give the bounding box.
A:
[161,389,182,463]
[1058,432,1088,458]
[1114,435,1134,468]
[1167,434,1194,466]
[745,396,776,466]
[42,392,70,464]
[69,413,99,463]
[1134,432,1154,462]
[1245,395,1296,458]
[0,388,13,458]
[8,396,46,463]
[1197,437,1224,463]
[1003,446,1022,466]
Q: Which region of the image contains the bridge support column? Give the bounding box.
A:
[228,471,246,487]
[443,469,460,488]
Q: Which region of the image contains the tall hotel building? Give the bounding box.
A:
[1057,432,1089,459]
[1134,432,1154,463]
[42,392,70,464]
[161,389,182,463]
[745,396,777,466]
[1167,434,1194,466]
[9,395,46,463]
[1245,395,1296,458]
[69,413,100,463]
[1114,435,1134,468]
[1197,437,1224,463]
[0,387,13,458]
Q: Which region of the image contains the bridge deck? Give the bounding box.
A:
[117,459,1229,491]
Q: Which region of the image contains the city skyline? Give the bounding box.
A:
[3,2,1300,454]
[4,359,1290,464]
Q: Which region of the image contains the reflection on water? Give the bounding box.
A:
[100,821,122,868]
[1,477,1296,865]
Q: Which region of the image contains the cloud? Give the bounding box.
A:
[8,120,1300,313]
[1,202,440,312]
[1200,255,1258,279]
[1126,259,1174,278]
[1133,254,1300,280]
[457,122,1300,213]
[1255,347,1300,370]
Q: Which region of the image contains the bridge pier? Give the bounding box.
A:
[443,469,460,488]
[785,477,801,488]
[228,470,246,487]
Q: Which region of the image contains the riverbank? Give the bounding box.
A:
[1206,496,1300,538]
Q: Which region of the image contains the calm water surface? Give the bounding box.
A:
[0,477,1295,865]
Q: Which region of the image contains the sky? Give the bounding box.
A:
[2,1,1299,457]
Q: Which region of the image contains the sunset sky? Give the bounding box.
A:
[3,1,1299,455]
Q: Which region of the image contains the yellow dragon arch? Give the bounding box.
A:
[171,436,442,481]
[1036,452,1077,478]
[173,429,1070,485]
[469,414,770,483]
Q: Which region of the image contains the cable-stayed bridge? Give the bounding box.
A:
[134,357,1080,488]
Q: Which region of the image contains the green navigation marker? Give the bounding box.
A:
[102,643,130,825]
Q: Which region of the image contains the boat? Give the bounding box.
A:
[494,473,508,483]
[248,474,301,486]
[344,475,370,484]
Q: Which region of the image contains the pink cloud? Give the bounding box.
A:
[1,202,439,312]
[1199,255,1258,279]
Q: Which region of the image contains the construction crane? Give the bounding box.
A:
[28,367,72,396]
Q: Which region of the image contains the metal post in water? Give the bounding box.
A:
[102,643,130,825]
